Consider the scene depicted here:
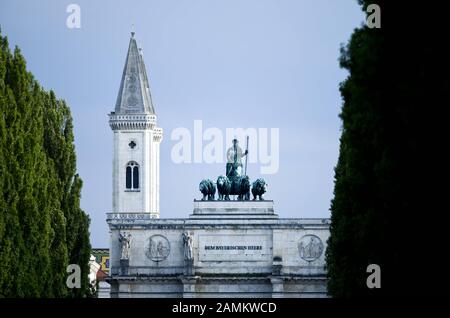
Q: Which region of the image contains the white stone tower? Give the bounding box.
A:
[109,32,162,218]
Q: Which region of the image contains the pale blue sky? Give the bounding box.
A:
[0,0,365,247]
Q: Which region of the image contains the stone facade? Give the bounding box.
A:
[107,201,330,298]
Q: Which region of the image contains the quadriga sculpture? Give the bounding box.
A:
[216,175,232,201]
[198,140,263,201]
[251,178,267,200]
[199,179,216,201]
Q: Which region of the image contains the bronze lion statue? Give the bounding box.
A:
[216,175,231,201]
[251,178,267,200]
[235,175,251,201]
[199,179,216,200]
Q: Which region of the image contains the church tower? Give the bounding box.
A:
[109,32,162,218]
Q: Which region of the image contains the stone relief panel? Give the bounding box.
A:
[298,234,324,262]
[145,234,170,262]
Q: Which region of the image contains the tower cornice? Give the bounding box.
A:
[108,112,157,131]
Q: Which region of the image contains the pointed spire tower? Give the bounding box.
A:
[114,31,155,115]
[109,32,163,218]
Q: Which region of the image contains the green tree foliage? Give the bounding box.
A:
[326,1,448,297]
[0,30,91,297]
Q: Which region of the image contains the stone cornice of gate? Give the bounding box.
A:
[106,274,328,283]
[107,219,330,230]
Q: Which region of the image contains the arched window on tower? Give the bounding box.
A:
[133,165,139,189]
[126,161,139,190]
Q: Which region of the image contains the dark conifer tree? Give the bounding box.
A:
[0,29,91,298]
[326,1,448,298]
